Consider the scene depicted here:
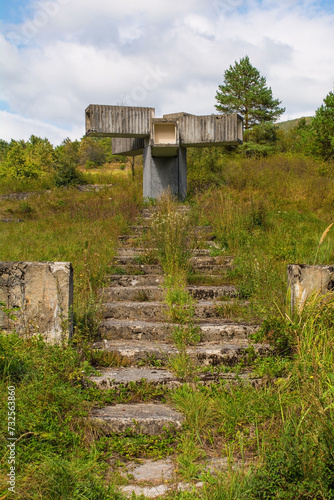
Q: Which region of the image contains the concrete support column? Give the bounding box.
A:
[143,140,187,200]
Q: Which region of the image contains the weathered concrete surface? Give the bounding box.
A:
[0,262,73,342]
[101,299,248,322]
[85,105,155,138]
[120,482,204,499]
[99,285,238,301]
[92,339,267,367]
[107,274,164,287]
[124,458,175,483]
[99,319,258,342]
[91,403,185,435]
[143,141,187,200]
[89,366,262,389]
[89,367,178,389]
[288,264,334,311]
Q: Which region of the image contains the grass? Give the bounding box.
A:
[2,152,334,498]
[0,174,142,336]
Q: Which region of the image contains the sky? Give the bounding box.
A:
[0,0,333,145]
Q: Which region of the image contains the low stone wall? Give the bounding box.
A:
[288,264,334,311]
[0,262,73,343]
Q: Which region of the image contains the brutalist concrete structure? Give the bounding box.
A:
[85,105,243,200]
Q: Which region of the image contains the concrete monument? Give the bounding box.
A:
[85,105,243,200]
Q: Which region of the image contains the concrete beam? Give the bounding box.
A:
[112,137,145,156]
[179,113,243,147]
[85,105,155,138]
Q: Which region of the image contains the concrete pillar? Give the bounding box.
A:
[288,264,334,312]
[143,141,187,200]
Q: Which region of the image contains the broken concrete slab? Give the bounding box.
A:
[89,367,178,389]
[88,366,263,389]
[99,319,259,342]
[92,339,268,367]
[120,481,204,499]
[90,403,185,435]
[0,261,73,342]
[101,300,248,322]
[100,285,238,302]
[124,458,175,483]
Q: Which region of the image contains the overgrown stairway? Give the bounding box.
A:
[88,204,269,497]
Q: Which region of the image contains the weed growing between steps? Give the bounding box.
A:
[146,193,203,380]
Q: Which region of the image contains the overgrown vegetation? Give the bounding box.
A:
[1,93,334,497]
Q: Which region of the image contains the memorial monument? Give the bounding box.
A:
[85,105,243,200]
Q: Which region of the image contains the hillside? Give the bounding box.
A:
[276,116,313,132]
[1,152,334,499]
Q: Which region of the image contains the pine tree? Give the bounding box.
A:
[311,91,334,160]
[215,56,285,130]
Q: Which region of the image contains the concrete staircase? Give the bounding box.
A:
[88,206,268,497]
[90,207,267,429]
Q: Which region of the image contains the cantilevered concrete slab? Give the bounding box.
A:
[85,104,243,199]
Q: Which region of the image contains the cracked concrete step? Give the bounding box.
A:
[116,247,214,257]
[129,224,214,234]
[118,234,217,246]
[92,340,269,366]
[99,319,259,342]
[112,255,233,268]
[105,273,232,287]
[99,285,238,302]
[109,262,232,276]
[140,206,191,218]
[90,403,185,436]
[88,367,263,390]
[106,274,165,287]
[101,300,248,322]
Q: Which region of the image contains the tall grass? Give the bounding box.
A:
[0,176,142,336]
[190,154,334,317]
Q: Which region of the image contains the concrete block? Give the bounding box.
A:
[85,105,155,138]
[178,113,243,147]
[288,264,334,311]
[112,137,145,156]
[0,262,73,342]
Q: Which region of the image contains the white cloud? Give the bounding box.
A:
[0,0,333,141]
[0,110,82,145]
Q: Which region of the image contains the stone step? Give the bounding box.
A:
[116,247,214,257]
[106,274,232,287]
[118,234,217,246]
[140,206,191,218]
[130,224,214,233]
[99,285,238,302]
[101,300,248,322]
[109,264,162,275]
[88,367,262,390]
[99,319,258,342]
[91,403,185,436]
[106,274,164,287]
[109,262,232,276]
[92,340,269,367]
[112,255,233,268]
